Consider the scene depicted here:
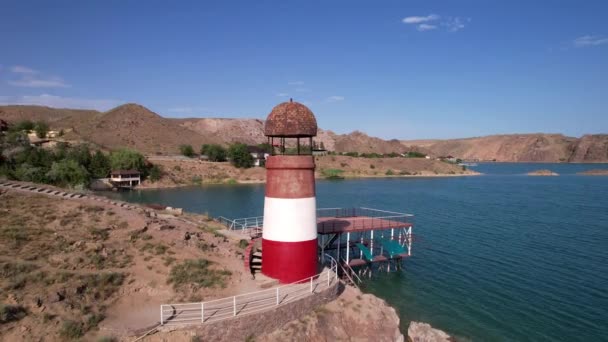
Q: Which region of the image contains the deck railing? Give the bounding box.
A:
[160,254,338,326]
[218,208,413,233]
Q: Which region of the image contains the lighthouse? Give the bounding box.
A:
[262,99,318,284]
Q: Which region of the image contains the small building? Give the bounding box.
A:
[247,146,269,167]
[110,170,141,188]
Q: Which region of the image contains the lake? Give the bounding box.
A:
[104,163,608,341]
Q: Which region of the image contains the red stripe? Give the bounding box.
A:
[265,155,315,198]
[262,238,318,283]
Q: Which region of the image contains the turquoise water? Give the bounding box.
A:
[105,163,608,341]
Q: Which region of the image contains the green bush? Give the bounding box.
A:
[149,164,162,182]
[167,259,232,290]
[46,159,90,188]
[385,169,395,175]
[180,144,195,158]
[14,120,35,132]
[238,239,249,249]
[90,150,111,178]
[60,320,84,339]
[321,169,344,179]
[403,151,426,158]
[34,121,49,139]
[228,143,254,168]
[201,144,227,162]
[0,304,27,323]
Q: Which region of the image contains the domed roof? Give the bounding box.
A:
[264,99,317,137]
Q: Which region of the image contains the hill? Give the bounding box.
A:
[1,104,606,161]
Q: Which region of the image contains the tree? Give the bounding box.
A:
[179,144,195,158]
[228,143,254,168]
[34,121,49,139]
[201,144,227,162]
[257,143,273,154]
[14,120,35,132]
[109,149,146,172]
[46,159,90,187]
[89,150,111,178]
[148,164,162,182]
[66,144,91,168]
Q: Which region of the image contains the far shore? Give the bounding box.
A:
[135,171,483,190]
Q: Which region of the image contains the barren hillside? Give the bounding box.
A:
[1,104,606,161]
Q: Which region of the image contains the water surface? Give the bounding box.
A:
[104,163,608,341]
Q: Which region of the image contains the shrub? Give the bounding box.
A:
[369,164,375,169]
[321,169,344,179]
[385,169,394,176]
[167,259,232,290]
[34,121,49,138]
[90,150,111,178]
[201,144,227,162]
[191,176,202,185]
[149,164,162,182]
[238,239,249,249]
[14,120,35,132]
[46,159,90,187]
[179,144,195,158]
[0,304,27,323]
[60,320,84,339]
[228,143,254,168]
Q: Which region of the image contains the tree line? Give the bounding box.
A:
[1,124,156,188]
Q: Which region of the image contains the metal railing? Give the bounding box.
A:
[160,254,338,326]
[218,208,413,233]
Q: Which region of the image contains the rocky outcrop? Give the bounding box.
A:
[408,322,453,342]
[259,286,404,342]
[527,169,559,176]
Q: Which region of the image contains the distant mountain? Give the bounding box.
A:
[1,104,606,162]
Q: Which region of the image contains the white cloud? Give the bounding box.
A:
[167,106,209,114]
[417,24,437,32]
[402,14,439,24]
[573,35,608,47]
[443,17,467,32]
[288,81,304,85]
[276,93,289,97]
[326,96,344,102]
[10,65,37,74]
[403,14,469,33]
[0,94,120,111]
[8,65,70,88]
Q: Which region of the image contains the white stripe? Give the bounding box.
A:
[262,197,317,242]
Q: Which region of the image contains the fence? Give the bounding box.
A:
[160,255,338,326]
[218,208,413,233]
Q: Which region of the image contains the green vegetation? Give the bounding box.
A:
[167,259,232,290]
[191,175,202,185]
[403,151,426,158]
[0,304,27,324]
[385,169,395,175]
[90,150,111,178]
[321,168,345,179]
[109,148,147,173]
[238,239,249,249]
[228,143,254,168]
[201,144,227,162]
[34,121,49,138]
[46,159,90,188]
[149,164,162,182]
[60,320,84,339]
[179,144,195,158]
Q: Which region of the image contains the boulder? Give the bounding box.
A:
[408,322,453,342]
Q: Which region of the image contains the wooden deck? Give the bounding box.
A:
[317,216,412,234]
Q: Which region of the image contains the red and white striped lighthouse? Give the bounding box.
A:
[262,99,318,283]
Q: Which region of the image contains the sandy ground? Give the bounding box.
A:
[0,181,265,341]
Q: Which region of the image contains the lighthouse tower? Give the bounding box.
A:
[262,99,318,284]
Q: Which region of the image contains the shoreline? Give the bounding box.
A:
[136,171,483,190]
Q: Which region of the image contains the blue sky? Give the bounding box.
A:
[1,0,607,139]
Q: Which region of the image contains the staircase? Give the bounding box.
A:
[244,238,263,276]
